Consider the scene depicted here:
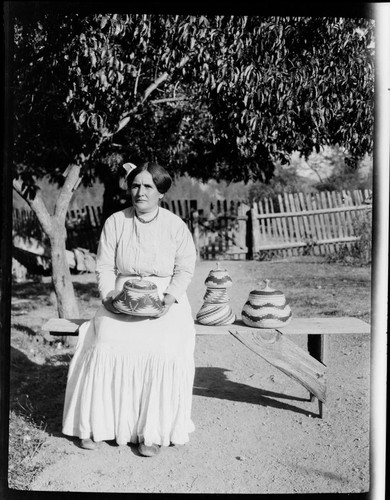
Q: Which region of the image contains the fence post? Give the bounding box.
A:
[237,203,249,259]
[192,210,201,261]
[250,203,261,257]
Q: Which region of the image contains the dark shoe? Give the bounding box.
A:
[80,438,98,450]
[138,443,161,457]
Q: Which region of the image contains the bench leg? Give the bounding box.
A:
[307,334,328,418]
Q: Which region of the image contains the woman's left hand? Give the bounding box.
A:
[155,293,176,318]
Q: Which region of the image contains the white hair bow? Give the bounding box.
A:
[123,162,137,178]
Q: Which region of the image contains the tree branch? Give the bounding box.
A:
[306,160,325,184]
[150,96,188,104]
[117,55,191,133]
[53,163,82,222]
[141,71,169,103]
[13,179,53,236]
[134,65,141,98]
[141,55,190,104]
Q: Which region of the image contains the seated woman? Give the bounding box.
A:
[62,161,197,457]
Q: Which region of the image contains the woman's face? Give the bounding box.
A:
[130,171,162,214]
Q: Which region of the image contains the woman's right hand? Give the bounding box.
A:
[102,296,121,314]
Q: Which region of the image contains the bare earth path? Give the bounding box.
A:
[28,259,371,494]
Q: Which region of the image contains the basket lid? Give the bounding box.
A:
[249,279,285,296]
[123,278,157,291]
[207,262,228,276]
[205,262,233,288]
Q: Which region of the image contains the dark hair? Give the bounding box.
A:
[126,162,172,194]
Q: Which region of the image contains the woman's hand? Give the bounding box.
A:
[156,293,176,318]
[102,296,121,314]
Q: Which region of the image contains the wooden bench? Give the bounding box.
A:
[42,316,370,419]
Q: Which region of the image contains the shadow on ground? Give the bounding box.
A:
[11,279,99,303]
[10,346,71,436]
[9,347,315,438]
[194,367,314,417]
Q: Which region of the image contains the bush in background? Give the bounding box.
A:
[312,148,373,193]
[327,209,372,266]
[248,147,373,206]
[248,163,316,206]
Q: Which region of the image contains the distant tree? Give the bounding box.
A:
[314,161,373,193]
[248,163,315,205]
[10,10,374,323]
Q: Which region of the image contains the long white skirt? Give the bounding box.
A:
[62,275,196,447]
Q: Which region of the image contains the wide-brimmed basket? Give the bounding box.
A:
[111,278,164,317]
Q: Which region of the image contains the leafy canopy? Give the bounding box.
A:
[172,16,374,181]
[12,13,374,191]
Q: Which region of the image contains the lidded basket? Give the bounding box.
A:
[204,262,233,289]
[112,278,164,317]
[196,262,235,325]
[241,279,292,328]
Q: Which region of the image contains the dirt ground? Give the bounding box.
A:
[16,258,371,494]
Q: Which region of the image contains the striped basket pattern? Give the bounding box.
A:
[203,288,230,304]
[241,303,292,328]
[196,303,236,326]
[241,279,292,328]
[204,262,233,289]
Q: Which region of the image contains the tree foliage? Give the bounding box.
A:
[169,16,375,180]
[13,13,374,189]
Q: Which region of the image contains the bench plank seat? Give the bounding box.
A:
[42,316,371,336]
[42,318,87,335]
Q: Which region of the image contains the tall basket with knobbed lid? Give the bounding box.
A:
[241,279,292,328]
[196,262,236,326]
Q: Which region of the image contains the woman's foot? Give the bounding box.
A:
[80,438,98,450]
[138,443,161,457]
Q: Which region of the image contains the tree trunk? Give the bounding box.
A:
[49,224,79,347]
[13,164,83,347]
[49,226,79,317]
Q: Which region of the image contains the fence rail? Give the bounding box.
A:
[255,204,370,218]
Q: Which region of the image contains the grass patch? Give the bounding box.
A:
[8,407,47,490]
[231,258,371,324]
[9,324,73,489]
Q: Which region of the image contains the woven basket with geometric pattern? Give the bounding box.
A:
[111,279,164,317]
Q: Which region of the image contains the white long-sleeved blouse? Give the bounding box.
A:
[95,206,197,302]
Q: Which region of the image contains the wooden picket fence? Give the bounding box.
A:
[250,188,372,258]
[66,205,104,253]
[12,205,104,254]
[12,188,373,267]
